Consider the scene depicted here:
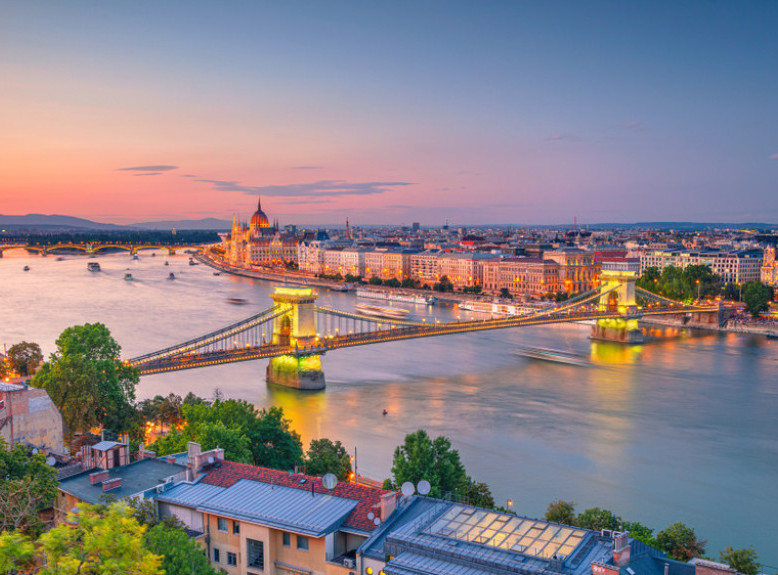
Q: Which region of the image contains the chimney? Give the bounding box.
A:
[103,478,122,491]
[187,442,202,470]
[380,492,398,520]
[665,563,670,575]
[89,470,109,485]
[612,532,631,567]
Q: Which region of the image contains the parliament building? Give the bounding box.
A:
[221,197,298,267]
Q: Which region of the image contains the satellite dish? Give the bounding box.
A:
[46,456,56,467]
[401,482,415,497]
[367,512,375,520]
[417,480,431,496]
[322,473,338,490]
[373,517,381,526]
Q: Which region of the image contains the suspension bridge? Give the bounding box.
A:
[127,270,722,389]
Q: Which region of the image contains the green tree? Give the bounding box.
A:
[575,507,621,531]
[743,281,772,317]
[0,530,35,575]
[197,421,252,463]
[144,523,220,575]
[368,276,383,285]
[499,288,513,300]
[31,323,140,435]
[655,522,706,561]
[384,278,401,288]
[433,276,454,292]
[304,438,352,481]
[460,478,494,508]
[38,503,162,575]
[545,500,576,525]
[719,546,760,575]
[6,342,43,376]
[0,437,59,535]
[385,430,467,498]
[620,521,656,547]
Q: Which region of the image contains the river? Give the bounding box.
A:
[2,250,776,565]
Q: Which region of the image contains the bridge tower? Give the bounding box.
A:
[592,268,644,344]
[266,286,326,390]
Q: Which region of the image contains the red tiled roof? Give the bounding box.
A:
[201,461,393,532]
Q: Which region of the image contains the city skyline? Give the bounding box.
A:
[2,1,777,225]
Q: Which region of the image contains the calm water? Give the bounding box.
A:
[2,251,777,564]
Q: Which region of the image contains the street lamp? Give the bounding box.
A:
[696,279,701,301]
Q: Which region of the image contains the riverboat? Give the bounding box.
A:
[164,260,169,266]
[354,303,410,320]
[516,347,590,367]
[226,297,248,305]
[168,272,176,280]
[767,331,778,340]
[356,288,436,306]
[23,265,30,271]
[87,262,101,272]
[124,273,133,281]
[189,257,198,266]
[458,300,545,317]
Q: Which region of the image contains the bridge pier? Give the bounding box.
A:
[592,269,644,344]
[266,286,326,390]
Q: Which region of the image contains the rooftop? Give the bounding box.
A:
[200,460,393,533]
[58,457,187,504]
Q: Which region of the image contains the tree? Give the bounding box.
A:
[385,430,466,498]
[6,342,42,376]
[620,521,656,547]
[38,503,162,575]
[460,478,494,508]
[499,288,513,300]
[433,276,454,293]
[0,437,59,535]
[31,323,140,435]
[368,276,383,285]
[304,438,352,481]
[719,546,760,575]
[0,530,35,575]
[575,507,621,531]
[545,500,576,526]
[384,278,401,288]
[743,281,772,318]
[655,522,706,561]
[144,523,220,575]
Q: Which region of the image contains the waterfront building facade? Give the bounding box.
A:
[640,249,763,284]
[544,247,601,293]
[482,257,561,298]
[761,247,778,287]
[223,198,298,268]
[437,253,499,289]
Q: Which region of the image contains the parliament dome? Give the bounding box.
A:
[250,196,270,230]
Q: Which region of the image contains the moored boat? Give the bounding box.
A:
[124,273,133,281]
[23,265,30,271]
[226,297,248,305]
[168,272,175,280]
[87,262,101,272]
[356,288,436,306]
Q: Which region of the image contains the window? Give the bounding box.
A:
[297,536,309,551]
[227,552,237,566]
[247,539,264,570]
[214,548,220,563]
[217,517,228,532]
[282,533,290,547]
[233,521,240,535]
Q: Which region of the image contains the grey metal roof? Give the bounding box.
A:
[197,478,358,537]
[384,551,497,575]
[57,458,187,504]
[157,482,226,507]
[91,441,122,451]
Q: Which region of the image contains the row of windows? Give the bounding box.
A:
[283,532,309,550]
[217,517,240,534]
[213,548,238,566]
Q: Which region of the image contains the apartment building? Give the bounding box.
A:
[158,460,396,575]
[544,247,600,293]
[761,246,778,287]
[641,249,763,284]
[481,258,561,298]
[437,253,499,289]
[409,250,441,285]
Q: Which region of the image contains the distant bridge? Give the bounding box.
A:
[128,275,721,389]
[0,242,204,256]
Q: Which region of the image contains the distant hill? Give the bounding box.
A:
[131,218,231,230]
[0,214,126,231]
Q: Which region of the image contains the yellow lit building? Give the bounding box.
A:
[223,198,298,267]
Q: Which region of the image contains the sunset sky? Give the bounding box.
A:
[2,1,777,226]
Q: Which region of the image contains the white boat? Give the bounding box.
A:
[87,262,101,272]
[516,347,590,366]
[356,288,436,306]
[354,303,410,320]
[226,297,248,305]
[458,300,547,317]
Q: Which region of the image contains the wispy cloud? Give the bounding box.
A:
[133,172,162,177]
[290,166,323,170]
[195,179,414,198]
[620,120,642,130]
[180,174,198,178]
[769,153,778,160]
[545,133,580,142]
[118,165,178,172]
